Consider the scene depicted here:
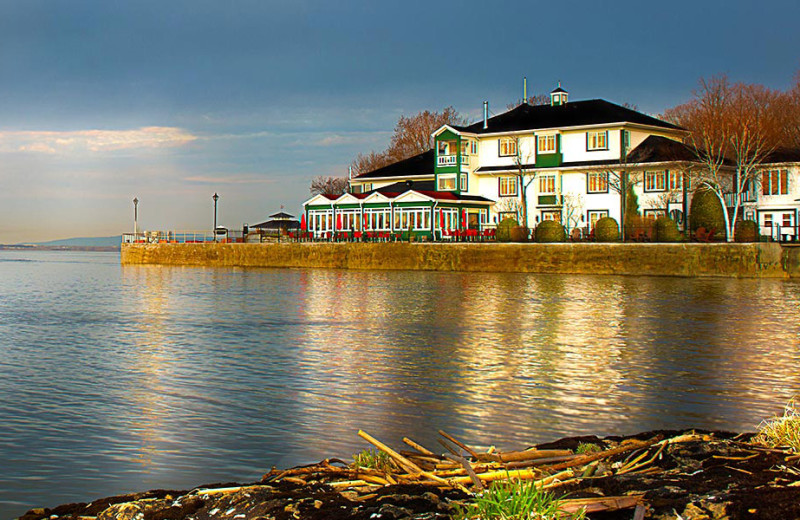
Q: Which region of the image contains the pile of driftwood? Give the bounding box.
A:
[258,429,712,518]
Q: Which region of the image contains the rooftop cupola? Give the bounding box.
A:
[550,83,568,106]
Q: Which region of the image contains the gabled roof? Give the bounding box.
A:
[355,149,435,179]
[268,211,295,219]
[626,135,698,164]
[453,99,682,134]
[762,147,800,164]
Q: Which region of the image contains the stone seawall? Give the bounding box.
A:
[121,242,799,278]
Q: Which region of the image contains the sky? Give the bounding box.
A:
[1,0,799,243]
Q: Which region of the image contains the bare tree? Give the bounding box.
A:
[309,176,349,196]
[350,151,392,177]
[350,107,465,177]
[561,191,585,234]
[507,93,551,110]
[509,135,537,228]
[664,75,778,241]
[386,106,465,162]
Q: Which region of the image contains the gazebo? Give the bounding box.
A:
[252,211,301,235]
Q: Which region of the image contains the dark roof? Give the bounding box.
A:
[626,135,698,163]
[453,99,682,134]
[362,180,492,203]
[355,149,435,179]
[268,211,295,219]
[375,180,437,193]
[762,147,800,164]
[252,219,301,229]
[551,87,567,94]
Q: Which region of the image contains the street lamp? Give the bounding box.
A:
[212,192,219,241]
[133,197,139,240]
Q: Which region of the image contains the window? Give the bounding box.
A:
[541,211,561,222]
[764,213,773,229]
[499,176,518,197]
[537,134,556,154]
[438,174,456,191]
[762,169,789,195]
[667,171,682,191]
[460,174,467,191]
[587,172,608,193]
[499,138,517,157]
[471,140,478,154]
[539,174,556,194]
[587,210,609,230]
[644,209,666,218]
[644,170,666,192]
[783,213,793,227]
[587,131,608,151]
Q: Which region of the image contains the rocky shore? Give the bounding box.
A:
[18,429,800,520]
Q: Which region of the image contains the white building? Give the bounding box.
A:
[311,86,799,241]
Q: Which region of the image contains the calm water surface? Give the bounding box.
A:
[1,250,799,518]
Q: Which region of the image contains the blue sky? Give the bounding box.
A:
[1,0,798,242]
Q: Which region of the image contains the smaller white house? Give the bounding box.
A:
[750,149,800,241]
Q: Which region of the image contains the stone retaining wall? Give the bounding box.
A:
[121,242,800,278]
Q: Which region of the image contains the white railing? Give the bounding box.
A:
[122,230,245,243]
[437,154,458,166]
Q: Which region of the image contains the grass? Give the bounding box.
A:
[575,443,601,455]
[753,398,800,452]
[352,448,394,472]
[452,479,586,520]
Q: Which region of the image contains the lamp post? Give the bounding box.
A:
[212,192,219,241]
[133,197,139,240]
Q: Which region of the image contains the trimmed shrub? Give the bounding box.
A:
[510,226,529,242]
[594,217,620,242]
[735,219,759,243]
[535,220,566,243]
[496,217,518,242]
[654,217,682,242]
[623,186,640,238]
[690,187,726,236]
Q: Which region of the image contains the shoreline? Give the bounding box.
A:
[17,428,800,520]
[121,242,800,278]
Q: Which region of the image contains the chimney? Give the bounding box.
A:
[523,77,527,103]
[483,101,488,130]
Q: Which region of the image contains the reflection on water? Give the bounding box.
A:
[0,250,799,518]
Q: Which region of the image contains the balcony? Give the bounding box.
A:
[436,154,471,171]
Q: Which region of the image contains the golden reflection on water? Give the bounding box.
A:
[290,270,800,449]
[121,266,175,471]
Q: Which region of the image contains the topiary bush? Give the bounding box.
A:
[496,217,518,242]
[534,220,566,243]
[510,225,529,242]
[654,216,682,242]
[594,217,620,242]
[690,187,726,237]
[735,219,759,242]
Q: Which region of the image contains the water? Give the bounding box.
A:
[1,250,799,518]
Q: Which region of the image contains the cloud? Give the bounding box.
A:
[0,127,198,154]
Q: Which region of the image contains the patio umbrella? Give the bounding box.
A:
[439,208,444,230]
[363,213,368,230]
[300,213,307,232]
[336,213,342,230]
[462,209,467,229]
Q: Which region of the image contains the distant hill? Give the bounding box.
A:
[27,235,122,247]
